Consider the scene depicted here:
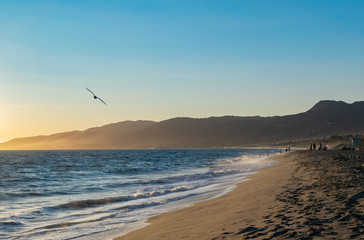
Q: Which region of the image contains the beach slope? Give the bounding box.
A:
[115,150,364,240]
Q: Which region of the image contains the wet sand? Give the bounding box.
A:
[115,150,364,240]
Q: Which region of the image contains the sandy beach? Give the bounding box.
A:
[115,150,364,240]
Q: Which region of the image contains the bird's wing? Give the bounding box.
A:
[85,87,96,96]
[97,97,107,105]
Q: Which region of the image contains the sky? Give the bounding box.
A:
[1,0,364,142]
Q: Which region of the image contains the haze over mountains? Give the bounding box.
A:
[1,100,364,150]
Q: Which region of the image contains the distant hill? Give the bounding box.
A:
[1,100,364,150]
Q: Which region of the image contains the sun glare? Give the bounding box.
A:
[0,106,10,142]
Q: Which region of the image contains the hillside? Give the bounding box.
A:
[1,100,364,150]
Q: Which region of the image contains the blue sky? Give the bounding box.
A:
[1,0,364,141]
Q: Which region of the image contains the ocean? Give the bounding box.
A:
[0,149,279,240]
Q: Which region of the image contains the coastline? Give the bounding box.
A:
[115,150,364,240]
[114,152,295,240]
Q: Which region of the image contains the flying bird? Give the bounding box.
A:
[85,87,107,105]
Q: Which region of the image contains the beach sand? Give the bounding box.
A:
[115,150,364,240]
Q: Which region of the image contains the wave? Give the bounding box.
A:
[0,221,24,232]
[53,185,195,210]
[212,169,247,174]
[39,191,199,234]
[0,221,24,227]
[42,213,118,230]
[145,168,250,185]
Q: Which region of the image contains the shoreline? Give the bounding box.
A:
[115,150,364,240]
[114,152,295,240]
[99,152,278,240]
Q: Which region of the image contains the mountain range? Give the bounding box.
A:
[1,100,364,150]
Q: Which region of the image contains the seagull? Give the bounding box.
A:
[85,87,107,105]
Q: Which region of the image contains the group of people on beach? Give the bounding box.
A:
[309,142,327,151]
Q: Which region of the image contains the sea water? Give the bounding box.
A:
[0,149,279,240]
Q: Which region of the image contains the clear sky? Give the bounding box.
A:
[1,0,364,142]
